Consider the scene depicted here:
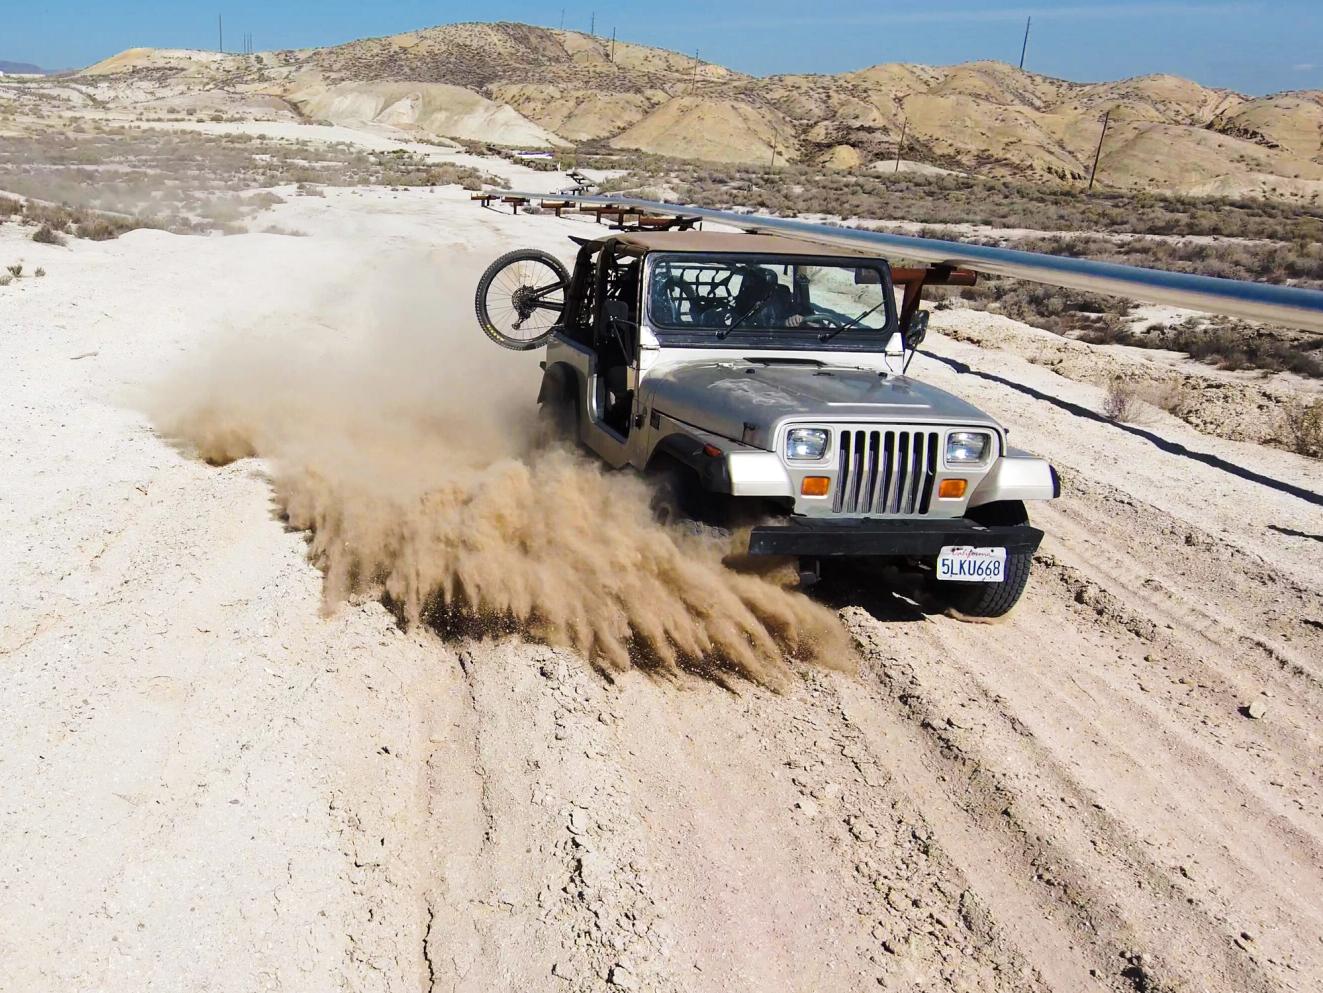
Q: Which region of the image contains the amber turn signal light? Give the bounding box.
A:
[801,476,831,497]
[938,479,968,499]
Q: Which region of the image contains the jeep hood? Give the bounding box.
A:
[643,359,998,450]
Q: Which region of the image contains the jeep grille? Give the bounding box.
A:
[832,428,940,516]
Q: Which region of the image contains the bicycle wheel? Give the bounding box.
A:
[474,249,570,351]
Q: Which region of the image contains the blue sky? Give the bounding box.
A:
[7,0,1320,94]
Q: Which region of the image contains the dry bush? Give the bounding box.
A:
[74,216,134,240]
[32,223,65,245]
[1283,399,1323,457]
[35,267,45,277]
[6,264,21,278]
[0,273,11,287]
[1140,381,1194,418]
[1102,378,1141,422]
[1170,322,1323,378]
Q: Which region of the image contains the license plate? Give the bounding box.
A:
[936,546,1006,583]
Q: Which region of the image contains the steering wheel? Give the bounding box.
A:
[798,315,842,328]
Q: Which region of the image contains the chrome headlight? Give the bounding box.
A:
[946,431,992,464]
[786,428,829,461]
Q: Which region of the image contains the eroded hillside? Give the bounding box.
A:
[4,21,1321,197]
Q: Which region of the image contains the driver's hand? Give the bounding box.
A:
[786,314,805,327]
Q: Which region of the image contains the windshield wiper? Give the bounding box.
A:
[715,285,775,340]
[818,300,886,343]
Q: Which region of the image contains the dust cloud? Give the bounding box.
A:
[148,253,852,684]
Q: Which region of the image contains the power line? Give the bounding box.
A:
[1018,16,1031,69]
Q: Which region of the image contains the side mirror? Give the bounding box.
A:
[904,310,930,348]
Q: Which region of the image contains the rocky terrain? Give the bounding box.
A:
[2,21,1321,196]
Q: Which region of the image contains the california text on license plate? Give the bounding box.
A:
[936,545,1006,582]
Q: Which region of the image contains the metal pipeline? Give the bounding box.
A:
[496,191,1323,334]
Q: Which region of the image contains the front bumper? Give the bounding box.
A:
[747,517,1044,558]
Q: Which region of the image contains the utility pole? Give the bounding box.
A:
[1088,110,1111,191]
[1018,16,1031,69]
[218,14,223,53]
[559,8,564,29]
[691,50,700,91]
[610,27,616,63]
[894,119,907,173]
[590,12,595,36]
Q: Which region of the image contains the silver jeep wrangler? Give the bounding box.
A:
[475,230,1059,616]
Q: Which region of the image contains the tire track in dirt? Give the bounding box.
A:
[829,471,1323,991]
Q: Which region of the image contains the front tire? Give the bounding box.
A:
[929,501,1033,618]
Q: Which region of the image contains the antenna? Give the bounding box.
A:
[1088,109,1111,191]
[1018,16,1031,69]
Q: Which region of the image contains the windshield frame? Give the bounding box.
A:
[643,251,899,351]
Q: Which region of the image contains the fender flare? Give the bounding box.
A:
[648,433,732,494]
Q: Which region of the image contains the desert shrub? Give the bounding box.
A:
[74,216,131,240]
[0,274,10,287]
[6,264,21,278]
[1102,378,1141,422]
[35,267,45,277]
[1283,399,1323,457]
[22,202,73,231]
[0,196,20,217]
[1170,322,1323,378]
[32,224,65,245]
[1076,315,1132,345]
[1140,382,1193,418]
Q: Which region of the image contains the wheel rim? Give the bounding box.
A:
[484,258,565,346]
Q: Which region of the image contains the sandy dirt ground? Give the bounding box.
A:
[2,175,1321,993]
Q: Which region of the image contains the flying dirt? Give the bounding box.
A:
[148,256,850,683]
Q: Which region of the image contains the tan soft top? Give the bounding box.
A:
[609,229,880,258]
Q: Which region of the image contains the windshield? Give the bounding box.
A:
[647,255,894,340]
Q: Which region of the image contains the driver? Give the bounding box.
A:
[730,268,808,328]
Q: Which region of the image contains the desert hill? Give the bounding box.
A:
[62,21,1323,196]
